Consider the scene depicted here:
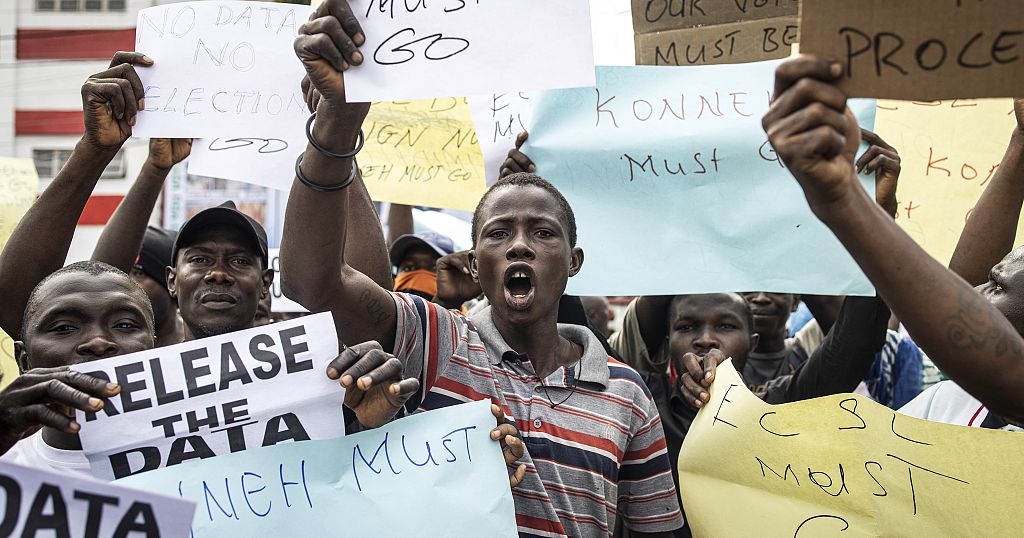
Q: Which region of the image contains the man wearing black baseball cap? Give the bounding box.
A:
[167,201,274,341]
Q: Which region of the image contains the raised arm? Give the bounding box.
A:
[948,99,1024,286]
[386,203,414,247]
[0,52,148,338]
[281,0,397,349]
[348,172,394,290]
[91,138,191,272]
[763,55,1024,423]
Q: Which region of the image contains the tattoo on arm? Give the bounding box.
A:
[945,287,1023,358]
[359,289,389,324]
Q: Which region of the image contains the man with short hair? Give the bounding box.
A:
[167,201,274,341]
[281,4,683,533]
[0,52,157,476]
[0,262,154,475]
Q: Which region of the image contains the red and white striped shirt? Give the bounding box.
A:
[392,293,684,537]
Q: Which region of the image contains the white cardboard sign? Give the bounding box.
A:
[72,313,341,481]
[345,0,596,101]
[0,460,195,537]
[133,1,313,138]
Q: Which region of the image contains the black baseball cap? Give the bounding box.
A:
[172,201,269,268]
[136,226,177,289]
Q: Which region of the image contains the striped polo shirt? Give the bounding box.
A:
[392,293,683,537]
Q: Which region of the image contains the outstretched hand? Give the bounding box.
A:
[327,341,420,428]
[762,55,863,214]
[491,404,527,488]
[82,51,152,150]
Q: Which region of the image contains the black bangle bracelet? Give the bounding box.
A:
[306,112,365,158]
[294,153,357,192]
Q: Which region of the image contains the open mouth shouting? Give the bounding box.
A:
[199,291,239,310]
[504,264,536,311]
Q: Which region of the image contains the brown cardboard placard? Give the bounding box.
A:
[800,0,1024,100]
[635,16,798,66]
[632,0,799,34]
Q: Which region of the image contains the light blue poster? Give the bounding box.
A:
[524,62,877,296]
[119,399,517,537]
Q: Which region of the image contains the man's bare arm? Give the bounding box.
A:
[386,203,414,247]
[281,0,397,349]
[0,53,149,338]
[764,55,1024,423]
[91,138,190,273]
[949,101,1024,286]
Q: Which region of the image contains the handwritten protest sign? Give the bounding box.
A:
[0,461,195,538]
[119,399,517,537]
[0,158,38,389]
[188,99,488,210]
[631,0,798,34]
[678,361,1024,536]
[268,248,307,313]
[635,16,797,66]
[800,0,1024,100]
[523,63,875,296]
[361,98,488,210]
[188,133,304,190]
[872,99,1024,264]
[133,1,312,138]
[72,313,342,481]
[468,93,532,186]
[345,0,595,102]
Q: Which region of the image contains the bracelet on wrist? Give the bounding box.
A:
[306,112,365,159]
[294,153,357,192]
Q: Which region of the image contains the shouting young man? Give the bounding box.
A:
[280,2,683,535]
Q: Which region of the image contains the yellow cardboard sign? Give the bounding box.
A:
[0,158,39,388]
[874,99,1024,264]
[360,98,488,211]
[678,361,1024,537]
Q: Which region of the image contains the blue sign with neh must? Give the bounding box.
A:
[118,399,518,537]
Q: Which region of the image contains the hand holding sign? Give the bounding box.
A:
[327,341,420,428]
[678,349,727,409]
[0,367,118,455]
[147,138,193,171]
[856,129,902,218]
[82,52,151,150]
[763,56,863,215]
[490,403,526,488]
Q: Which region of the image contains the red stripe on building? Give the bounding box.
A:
[16,110,84,135]
[17,28,135,60]
[79,195,124,226]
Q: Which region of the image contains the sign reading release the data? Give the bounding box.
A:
[346,0,596,102]
[524,62,875,296]
[0,461,195,538]
[72,313,342,481]
[133,1,313,138]
[119,400,518,537]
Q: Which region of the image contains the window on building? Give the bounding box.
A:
[32,149,126,180]
[35,0,126,11]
